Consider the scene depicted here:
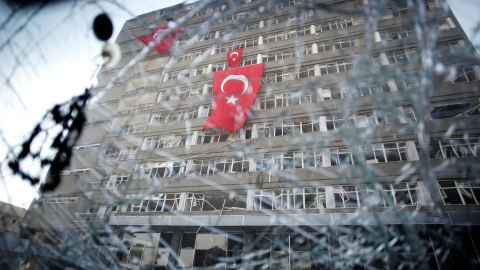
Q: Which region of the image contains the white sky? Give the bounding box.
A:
[0,0,478,209]
[0,0,182,209]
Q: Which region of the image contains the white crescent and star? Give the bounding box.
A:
[220,75,249,106]
[230,52,239,61]
[225,95,239,105]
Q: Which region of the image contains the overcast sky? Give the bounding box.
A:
[0,0,182,209]
[0,0,478,209]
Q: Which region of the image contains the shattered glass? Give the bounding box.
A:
[1,0,480,269]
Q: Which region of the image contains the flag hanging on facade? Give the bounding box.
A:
[227,48,243,68]
[132,25,182,54]
[203,63,265,131]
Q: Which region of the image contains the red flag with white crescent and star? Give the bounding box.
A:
[203,63,265,131]
[227,48,243,68]
[132,25,182,54]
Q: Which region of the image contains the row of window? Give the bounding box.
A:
[133,141,413,179]
[83,120,110,128]
[100,173,130,189]
[116,103,153,115]
[109,99,480,159]
[420,137,480,159]
[85,179,479,217]
[193,0,303,18]
[141,109,399,150]
[149,106,210,125]
[176,1,440,62]
[58,169,90,175]
[154,76,420,110]
[102,146,138,161]
[44,197,78,203]
[134,136,480,179]
[166,42,462,83]
[109,123,146,136]
[113,66,478,136]
[166,15,455,84]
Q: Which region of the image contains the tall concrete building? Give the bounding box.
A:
[25,0,480,269]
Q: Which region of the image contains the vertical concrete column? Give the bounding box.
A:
[397,106,408,124]
[249,158,256,172]
[406,141,420,161]
[374,31,381,43]
[312,43,319,54]
[166,230,182,270]
[215,31,220,39]
[202,84,209,94]
[473,65,480,79]
[178,193,187,211]
[319,116,327,131]
[257,54,263,64]
[251,124,258,138]
[325,186,335,208]
[252,98,260,110]
[163,73,169,82]
[446,17,456,29]
[310,25,316,34]
[314,64,321,76]
[322,149,331,167]
[207,64,213,73]
[197,106,204,118]
[259,20,264,28]
[387,78,398,92]
[246,190,254,210]
[380,52,389,65]
[316,88,324,102]
[190,131,199,145]
[258,36,263,45]
[417,181,434,205]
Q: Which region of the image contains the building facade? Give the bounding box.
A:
[27,0,480,269]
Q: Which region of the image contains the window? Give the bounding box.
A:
[430,102,480,119]
[329,148,354,166]
[419,136,480,159]
[101,173,130,189]
[450,66,479,83]
[438,180,480,205]
[315,16,364,33]
[318,61,354,75]
[333,186,360,208]
[135,161,187,179]
[360,142,408,163]
[142,135,193,150]
[58,169,90,175]
[129,194,180,212]
[253,187,326,210]
[102,146,137,160]
[386,49,417,64]
[387,183,420,205]
[197,130,231,144]
[254,150,323,171]
[150,108,199,125]
[189,160,215,175]
[396,78,419,91]
[379,27,413,41]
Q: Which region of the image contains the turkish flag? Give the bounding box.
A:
[203,63,265,131]
[132,25,182,54]
[227,48,243,68]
